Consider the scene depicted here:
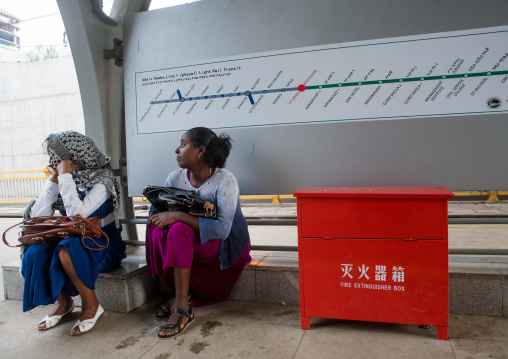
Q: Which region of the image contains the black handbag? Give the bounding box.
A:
[142,185,217,219]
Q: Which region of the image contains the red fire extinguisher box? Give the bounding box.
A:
[293,187,454,340]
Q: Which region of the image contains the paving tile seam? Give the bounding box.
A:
[450,337,508,343]
[291,329,307,359]
[448,272,506,286]
[139,339,160,359]
[447,339,458,359]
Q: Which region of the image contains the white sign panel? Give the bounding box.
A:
[134,26,508,134]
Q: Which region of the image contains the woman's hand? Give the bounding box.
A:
[47,165,59,184]
[150,212,182,228]
[56,159,79,175]
[149,211,200,231]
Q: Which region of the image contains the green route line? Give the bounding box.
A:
[149,69,508,106]
[304,70,508,90]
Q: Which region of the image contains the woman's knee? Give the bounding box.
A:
[166,222,198,247]
[169,222,195,237]
[22,245,53,274]
[23,243,53,262]
[58,246,72,266]
[146,224,168,245]
[148,224,166,235]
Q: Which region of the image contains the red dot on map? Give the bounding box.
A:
[298,85,306,92]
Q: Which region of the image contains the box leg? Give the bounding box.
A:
[301,316,311,329]
[436,326,448,340]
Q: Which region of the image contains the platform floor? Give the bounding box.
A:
[1,296,507,359]
[1,201,507,358]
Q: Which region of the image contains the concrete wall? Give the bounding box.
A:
[0,55,84,172]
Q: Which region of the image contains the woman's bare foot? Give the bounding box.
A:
[38,293,74,330]
[158,298,193,338]
[156,293,192,319]
[156,297,177,318]
[70,302,100,335]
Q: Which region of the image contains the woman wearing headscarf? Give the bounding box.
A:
[21,130,126,335]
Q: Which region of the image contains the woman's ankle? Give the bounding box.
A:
[174,297,190,310]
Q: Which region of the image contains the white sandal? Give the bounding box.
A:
[38,301,75,331]
[71,305,104,336]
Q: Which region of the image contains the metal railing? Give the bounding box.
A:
[0,171,506,255]
[1,170,507,203]
[0,169,49,203]
[120,216,508,256]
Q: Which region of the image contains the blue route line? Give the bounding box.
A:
[150,87,300,105]
[149,70,508,106]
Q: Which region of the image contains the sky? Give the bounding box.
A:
[0,0,198,51]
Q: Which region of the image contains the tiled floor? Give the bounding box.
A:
[0,298,507,359]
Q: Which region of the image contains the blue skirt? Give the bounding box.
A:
[21,235,125,312]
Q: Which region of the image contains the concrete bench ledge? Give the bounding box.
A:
[2,260,158,313]
[3,251,508,317]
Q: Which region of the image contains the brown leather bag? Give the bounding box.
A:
[2,214,109,250]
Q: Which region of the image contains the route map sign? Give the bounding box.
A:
[134,26,508,134]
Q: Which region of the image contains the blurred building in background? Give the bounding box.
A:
[0,9,20,49]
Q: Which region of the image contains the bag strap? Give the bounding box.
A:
[75,214,110,250]
[23,216,69,224]
[2,220,25,247]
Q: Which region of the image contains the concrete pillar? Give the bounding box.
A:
[56,0,151,241]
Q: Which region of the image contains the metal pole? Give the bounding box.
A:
[448,217,508,224]
[121,216,508,226]
[121,239,508,256]
[449,248,508,255]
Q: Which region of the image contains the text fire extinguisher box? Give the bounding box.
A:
[294,187,454,340]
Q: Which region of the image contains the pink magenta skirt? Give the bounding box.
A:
[145,222,251,306]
